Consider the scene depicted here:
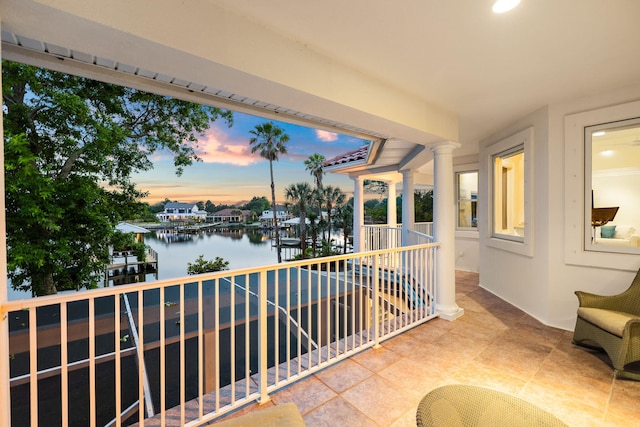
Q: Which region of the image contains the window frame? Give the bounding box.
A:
[455,170,478,231]
[565,99,640,270]
[583,117,640,256]
[492,145,525,242]
[485,127,534,257]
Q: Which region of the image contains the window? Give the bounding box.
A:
[493,147,525,240]
[483,126,533,256]
[585,117,640,254]
[565,100,640,269]
[457,171,478,229]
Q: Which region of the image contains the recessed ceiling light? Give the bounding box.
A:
[592,131,606,137]
[492,0,521,13]
[600,150,614,156]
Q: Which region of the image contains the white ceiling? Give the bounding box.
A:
[213,0,640,145]
[2,0,640,176]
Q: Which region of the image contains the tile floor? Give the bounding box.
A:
[213,271,640,426]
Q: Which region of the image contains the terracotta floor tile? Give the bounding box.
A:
[389,409,418,427]
[608,379,640,420]
[350,346,402,373]
[303,397,377,427]
[378,356,447,397]
[270,375,337,415]
[314,358,373,393]
[177,271,640,426]
[450,360,527,396]
[341,375,421,426]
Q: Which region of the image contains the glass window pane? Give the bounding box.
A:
[493,147,525,239]
[588,119,640,252]
[457,171,478,229]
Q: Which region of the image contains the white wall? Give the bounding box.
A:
[477,84,640,331]
[478,107,551,324]
[455,233,479,273]
[547,87,640,330]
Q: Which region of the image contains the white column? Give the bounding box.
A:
[0,36,11,427]
[431,141,464,321]
[386,180,397,228]
[401,170,415,245]
[351,176,365,253]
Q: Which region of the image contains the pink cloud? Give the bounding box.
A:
[195,127,258,166]
[315,130,338,142]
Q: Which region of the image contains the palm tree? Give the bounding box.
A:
[322,185,346,243]
[285,182,313,259]
[334,201,354,253]
[306,212,321,258]
[304,153,326,189]
[249,121,289,263]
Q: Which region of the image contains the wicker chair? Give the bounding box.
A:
[416,385,567,427]
[572,268,640,381]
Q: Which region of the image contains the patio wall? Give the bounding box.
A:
[478,82,640,331]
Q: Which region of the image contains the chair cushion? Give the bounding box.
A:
[577,307,640,337]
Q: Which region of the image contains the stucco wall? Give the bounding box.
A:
[478,107,551,325]
[477,85,640,331]
[547,86,640,330]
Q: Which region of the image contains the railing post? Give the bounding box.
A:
[372,255,380,348]
[258,270,271,404]
[0,41,11,427]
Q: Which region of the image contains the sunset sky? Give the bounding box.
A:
[133,111,368,206]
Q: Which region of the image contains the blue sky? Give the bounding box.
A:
[133,111,368,205]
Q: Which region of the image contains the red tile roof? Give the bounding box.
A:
[323,145,370,167]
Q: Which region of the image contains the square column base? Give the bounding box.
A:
[437,308,465,321]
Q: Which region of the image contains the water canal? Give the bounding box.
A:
[7,227,357,426]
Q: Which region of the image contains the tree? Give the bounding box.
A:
[187,255,229,275]
[304,153,325,189]
[241,196,270,219]
[334,201,353,253]
[414,190,434,222]
[204,200,216,213]
[306,212,321,258]
[396,190,434,223]
[248,121,289,263]
[285,182,313,259]
[321,185,346,241]
[3,60,233,295]
[364,180,388,196]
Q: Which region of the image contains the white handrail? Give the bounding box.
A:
[2,243,439,426]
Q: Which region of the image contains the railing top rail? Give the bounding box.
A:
[407,229,433,236]
[1,242,440,311]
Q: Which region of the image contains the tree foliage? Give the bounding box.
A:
[240,196,270,218]
[285,182,313,258]
[363,180,388,195]
[3,60,232,295]
[187,255,229,275]
[320,185,345,239]
[304,153,325,189]
[248,121,289,263]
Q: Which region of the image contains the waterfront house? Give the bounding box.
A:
[259,206,292,228]
[2,1,640,425]
[155,202,207,223]
[209,208,252,224]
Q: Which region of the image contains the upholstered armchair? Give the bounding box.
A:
[573,268,640,380]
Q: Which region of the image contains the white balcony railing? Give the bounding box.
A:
[2,243,438,426]
[363,222,434,251]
